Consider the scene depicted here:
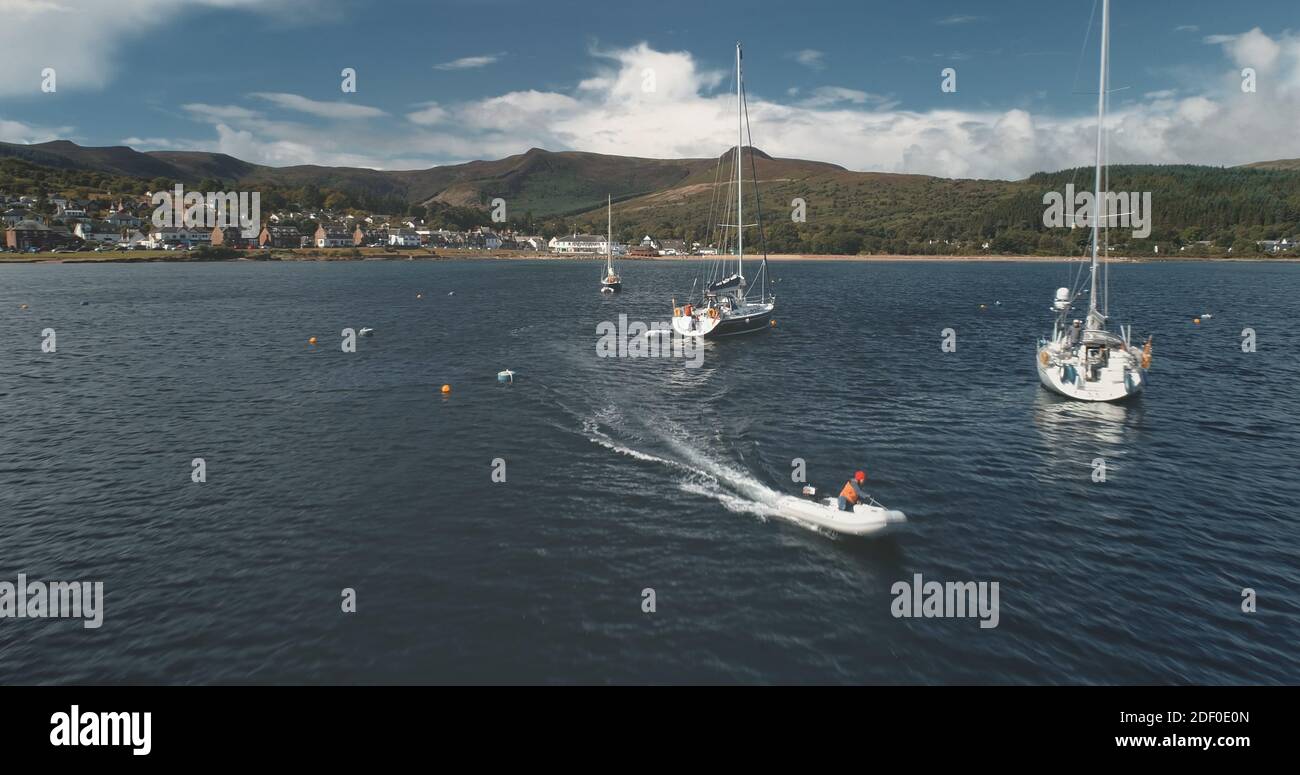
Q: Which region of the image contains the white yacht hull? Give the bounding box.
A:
[671,302,773,338]
[1036,342,1145,402]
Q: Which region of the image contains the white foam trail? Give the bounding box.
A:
[677,481,777,520]
[582,418,688,468]
[581,412,804,525]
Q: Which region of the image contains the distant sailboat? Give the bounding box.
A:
[1036,0,1150,402]
[600,195,621,293]
[670,42,773,338]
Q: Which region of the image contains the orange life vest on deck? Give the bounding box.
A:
[839,480,860,504]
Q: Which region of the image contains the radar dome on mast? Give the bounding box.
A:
[1053,287,1071,311]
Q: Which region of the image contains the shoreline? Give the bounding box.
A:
[3,249,1297,265]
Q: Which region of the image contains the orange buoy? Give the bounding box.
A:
[440,384,451,394]
[1193,317,1201,325]
[308,336,317,345]
[770,319,776,327]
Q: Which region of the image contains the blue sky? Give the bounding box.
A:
[1,0,1297,178]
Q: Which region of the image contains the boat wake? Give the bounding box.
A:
[580,413,830,534]
[530,375,831,535]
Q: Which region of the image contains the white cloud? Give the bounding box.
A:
[28,33,1300,179]
[0,0,317,98]
[799,86,896,110]
[183,103,263,122]
[406,102,448,126]
[434,53,504,71]
[1204,27,1282,73]
[789,49,825,70]
[0,117,74,144]
[252,92,386,119]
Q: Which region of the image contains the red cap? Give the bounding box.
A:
[855,470,866,482]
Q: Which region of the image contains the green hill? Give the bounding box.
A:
[2,140,1298,255]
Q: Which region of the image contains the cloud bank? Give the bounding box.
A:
[2,5,1297,179]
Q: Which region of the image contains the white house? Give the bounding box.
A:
[74,221,120,244]
[1257,237,1296,254]
[315,226,352,248]
[388,230,421,247]
[549,233,609,254]
[145,226,211,248]
[123,229,150,248]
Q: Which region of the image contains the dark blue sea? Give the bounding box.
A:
[1,258,1297,684]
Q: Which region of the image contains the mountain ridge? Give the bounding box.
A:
[2,140,1298,254]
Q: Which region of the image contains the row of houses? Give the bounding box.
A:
[4,215,710,255]
[547,233,695,256]
[4,191,710,255]
[2,216,538,252]
[310,224,526,249]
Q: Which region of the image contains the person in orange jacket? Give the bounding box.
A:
[838,470,869,511]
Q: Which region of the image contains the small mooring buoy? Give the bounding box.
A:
[308,336,318,345]
[497,369,515,385]
[441,384,451,394]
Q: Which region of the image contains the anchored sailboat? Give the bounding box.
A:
[670,42,773,338]
[600,195,621,293]
[1036,0,1150,402]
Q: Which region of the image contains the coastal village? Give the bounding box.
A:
[3,188,1298,259]
[0,189,707,257]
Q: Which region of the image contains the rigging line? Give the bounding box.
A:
[1065,0,1101,224]
[1103,77,1110,317]
[704,134,727,299]
[741,76,767,301]
[1071,0,1100,101]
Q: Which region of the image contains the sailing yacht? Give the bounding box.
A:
[600,195,621,293]
[1036,0,1150,402]
[670,42,773,338]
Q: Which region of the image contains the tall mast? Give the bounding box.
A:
[1088,0,1109,322]
[736,41,743,281]
[606,194,612,272]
